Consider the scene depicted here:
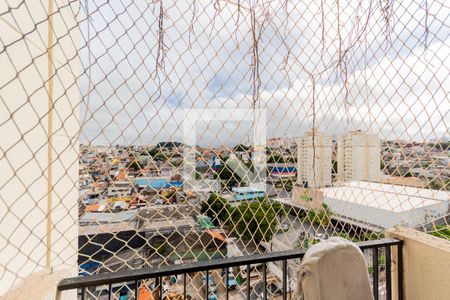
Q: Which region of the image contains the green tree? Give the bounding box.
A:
[403,171,413,177]
[229,201,278,243]
[145,147,160,157]
[284,179,294,192]
[301,193,312,202]
[337,232,356,242]
[307,204,332,226]
[295,237,310,249]
[286,156,297,163]
[368,254,385,275]
[427,178,450,191]
[429,225,450,239]
[154,240,168,256]
[256,198,288,217]
[215,163,239,188]
[267,155,286,163]
[360,231,383,241]
[270,200,288,216]
[274,179,294,191]
[272,201,283,216]
[214,158,255,188]
[200,193,231,226]
[428,142,450,151]
[338,230,382,242]
[129,160,143,170]
[234,144,250,152]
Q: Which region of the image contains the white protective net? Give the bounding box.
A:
[0,0,449,299]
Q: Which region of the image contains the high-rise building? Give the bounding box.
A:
[297,130,333,188]
[337,130,381,182]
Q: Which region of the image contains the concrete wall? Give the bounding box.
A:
[385,227,450,300]
[0,1,79,298]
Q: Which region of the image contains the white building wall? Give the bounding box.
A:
[321,181,450,230]
[337,131,381,182]
[0,1,79,297]
[323,196,449,230]
[297,130,332,188]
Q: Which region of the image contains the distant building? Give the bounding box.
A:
[286,181,450,231]
[184,178,220,193]
[270,166,297,180]
[320,181,450,230]
[297,130,333,188]
[337,130,381,182]
[267,137,285,148]
[232,186,266,201]
[135,177,169,191]
[267,137,295,149]
[107,181,133,197]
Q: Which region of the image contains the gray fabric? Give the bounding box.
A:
[296,237,374,300]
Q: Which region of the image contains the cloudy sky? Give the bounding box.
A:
[79,0,449,146]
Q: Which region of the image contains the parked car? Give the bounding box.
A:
[315,233,325,240]
[222,269,237,290]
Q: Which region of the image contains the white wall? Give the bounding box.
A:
[337,131,381,182]
[0,1,79,296]
[323,196,449,229]
[385,228,450,300]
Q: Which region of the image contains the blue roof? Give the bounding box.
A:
[136,178,168,189]
[271,166,296,172]
[164,181,184,188]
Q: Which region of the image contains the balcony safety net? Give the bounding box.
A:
[1,0,449,298]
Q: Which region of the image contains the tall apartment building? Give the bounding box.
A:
[297,130,333,188]
[337,130,381,182]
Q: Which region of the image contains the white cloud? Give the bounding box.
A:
[80,0,450,146]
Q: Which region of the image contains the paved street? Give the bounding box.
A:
[271,214,331,251]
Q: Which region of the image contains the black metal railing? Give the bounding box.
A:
[58,239,403,300]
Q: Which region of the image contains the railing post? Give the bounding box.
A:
[81,287,86,300]
[385,245,392,300]
[372,247,379,300]
[397,242,403,300]
[206,270,209,300]
[246,264,251,299]
[262,263,267,300]
[158,277,162,300]
[183,273,187,300]
[135,280,138,300]
[282,259,287,300]
[225,267,229,300]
